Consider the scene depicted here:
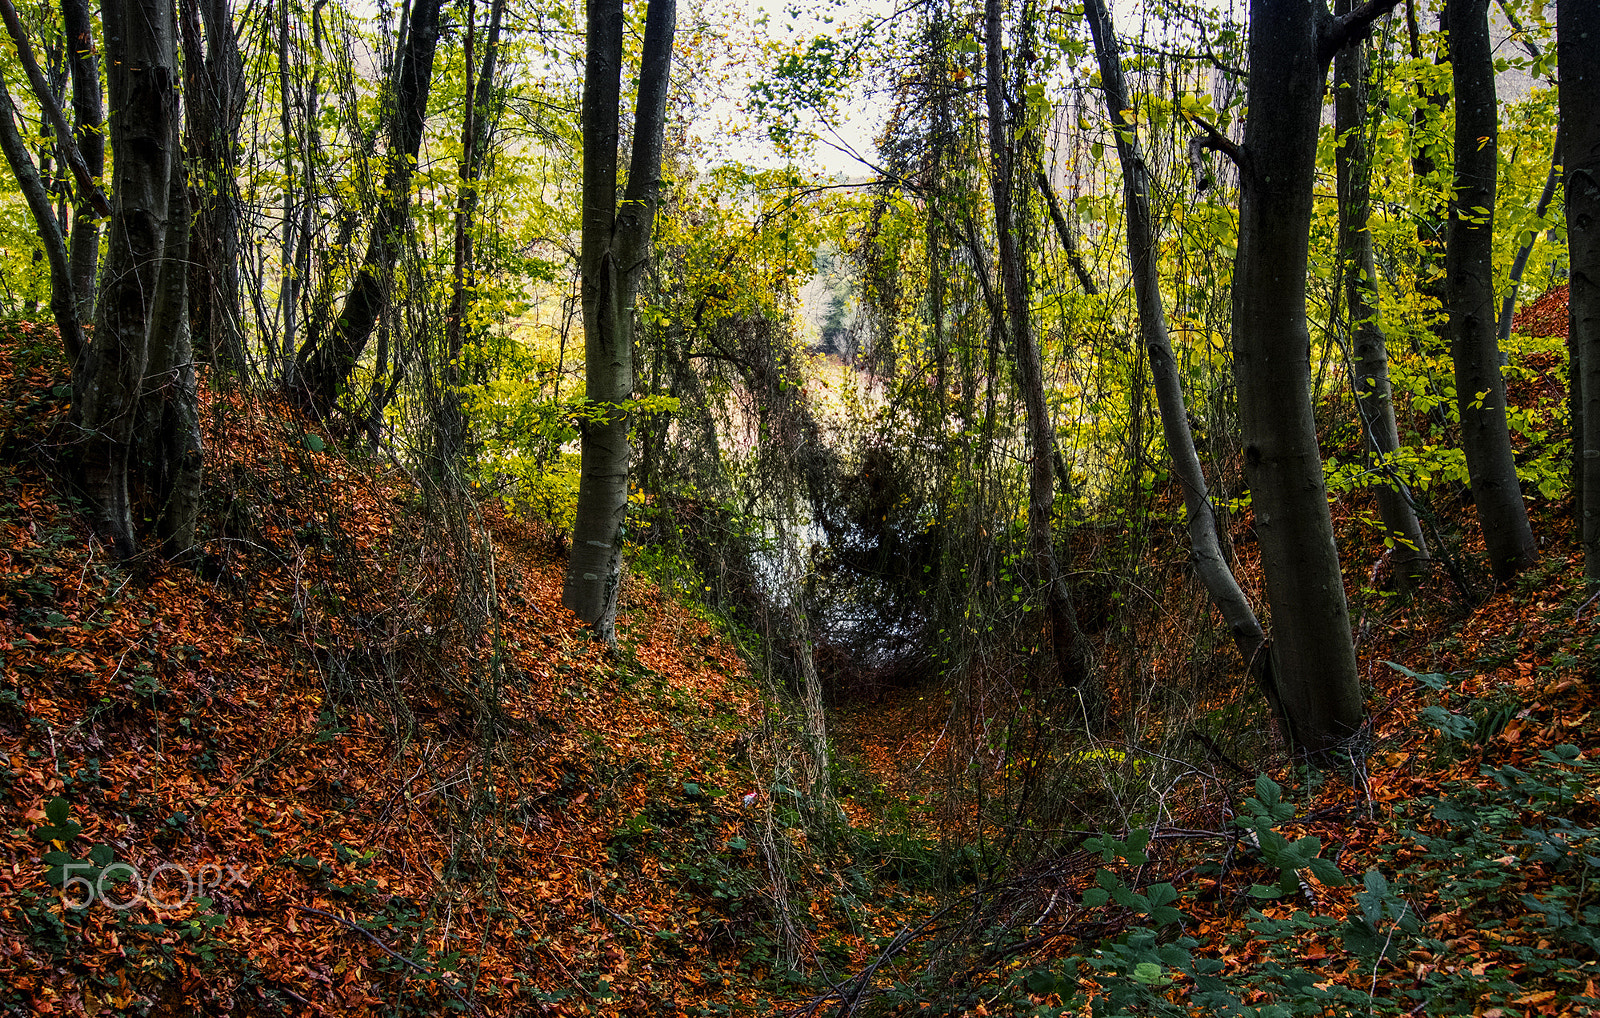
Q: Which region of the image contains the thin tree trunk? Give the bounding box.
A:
[1445,0,1538,582]
[1498,128,1562,352]
[1083,0,1276,717]
[1035,169,1098,296]
[1562,0,1600,581]
[61,0,102,327]
[294,0,442,413]
[984,0,1087,691]
[440,0,505,475]
[0,74,84,361]
[562,0,677,642]
[181,0,247,375]
[73,0,178,559]
[1334,5,1431,586]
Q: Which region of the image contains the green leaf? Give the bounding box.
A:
[302,433,326,452]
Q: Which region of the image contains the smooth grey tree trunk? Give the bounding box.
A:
[985,0,1087,691]
[1333,8,1431,586]
[1562,0,1600,581]
[73,0,178,558]
[561,0,677,642]
[61,0,102,327]
[1228,0,1399,756]
[1084,0,1277,717]
[1444,0,1538,583]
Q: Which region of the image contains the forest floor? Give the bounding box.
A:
[2,301,1598,1017]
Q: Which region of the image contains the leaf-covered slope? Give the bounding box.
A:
[0,322,784,1017]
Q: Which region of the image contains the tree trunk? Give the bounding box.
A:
[1445,0,1538,583]
[140,125,201,555]
[1497,128,1562,352]
[61,0,102,328]
[561,0,677,642]
[181,0,247,375]
[1229,0,1399,756]
[1083,0,1276,716]
[1563,0,1600,581]
[293,0,442,413]
[1407,0,1450,315]
[73,0,178,559]
[0,73,85,362]
[985,0,1087,692]
[439,0,506,476]
[1333,6,1431,586]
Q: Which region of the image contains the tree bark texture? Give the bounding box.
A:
[1230,0,1398,755]
[1562,0,1600,581]
[985,0,1087,691]
[73,0,178,558]
[294,0,441,413]
[1084,0,1275,709]
[1333,9,1431,585]
[1445,0,1538,583]
[561,0,677,641]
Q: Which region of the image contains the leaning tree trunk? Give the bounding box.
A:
[1227,0,1399,756]
[1563,0,1600,581]
[561,0,677,643]
[1333,5,1431,586]
[0,73,84,362]
[985,0,1087,692]
[1083,0,1277,716]
[294,0,442,414]
[181,0,247,375]
[72,0,179,559]
[1445,0,1538,583]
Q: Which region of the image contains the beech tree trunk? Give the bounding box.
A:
[1444,0,1538,583]
[72,0,179,558]
[294,0,442,414]
[985,0,1087,691]
[1084,0,1276,714]
[1333,8,1431,586]
[561,0,677,642]
[1563,0,1600,581]
[1229,0,1399,756]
